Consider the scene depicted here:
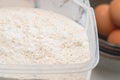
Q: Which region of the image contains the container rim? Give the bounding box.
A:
[99,38,120,58]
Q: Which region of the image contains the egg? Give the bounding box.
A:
[94,4,115,36]
[107,29,120,45]
[110,0,120,27]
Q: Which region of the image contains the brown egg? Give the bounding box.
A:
[111,0,119,1]
[94,4,115,36]
[110,0,120,27]
[107,29,120,45]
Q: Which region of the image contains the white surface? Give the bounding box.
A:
[91,55,120,80]
[91,66,120,80]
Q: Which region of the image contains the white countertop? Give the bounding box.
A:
[91,66,120,80]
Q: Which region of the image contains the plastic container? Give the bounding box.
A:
[90,0,120,73]
[0,0,99,80]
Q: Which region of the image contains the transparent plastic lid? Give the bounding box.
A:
[0,0,99,74]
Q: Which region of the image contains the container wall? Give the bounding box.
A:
[37,0,89,28]
[0,71,91,80]
[0,0,34,7]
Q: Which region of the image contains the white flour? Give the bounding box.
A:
[0,8,90,64]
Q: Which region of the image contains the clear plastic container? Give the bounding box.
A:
[0,0,99,80]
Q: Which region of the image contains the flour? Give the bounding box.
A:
[0,8,90,64]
